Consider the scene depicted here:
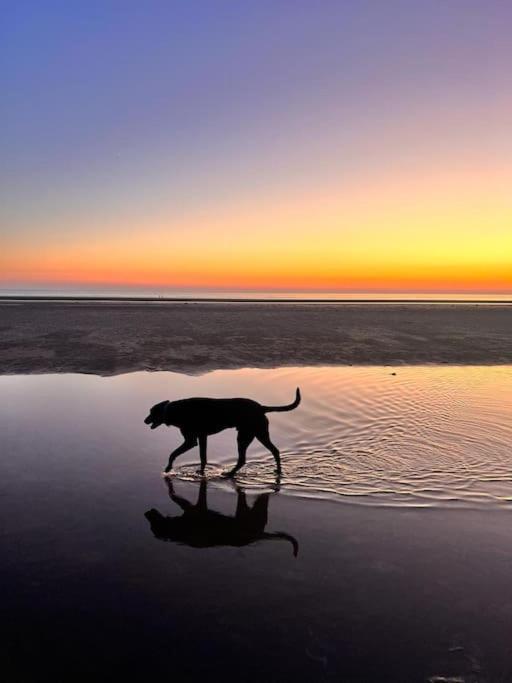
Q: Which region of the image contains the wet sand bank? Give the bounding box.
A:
[0,300,511,375]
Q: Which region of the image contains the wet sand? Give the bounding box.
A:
[1,300,511,374]
[2,367,512,680]
[2,369,512,681]
[3,471,512,682]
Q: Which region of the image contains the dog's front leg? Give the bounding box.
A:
[198,434,207,475]
[165,436,197,473]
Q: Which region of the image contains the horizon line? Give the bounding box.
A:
[1,294,511,305]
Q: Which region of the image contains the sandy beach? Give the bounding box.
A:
[1,300,511,375]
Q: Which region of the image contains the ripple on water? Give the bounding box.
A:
[172,366,512,509]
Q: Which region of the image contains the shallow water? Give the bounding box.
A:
[2,366,512,681]
[2,365,510,508]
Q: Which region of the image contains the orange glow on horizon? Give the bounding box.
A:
[2,164,510,293]
[3,262,510,293]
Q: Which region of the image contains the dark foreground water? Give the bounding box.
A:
[1,367,512,682]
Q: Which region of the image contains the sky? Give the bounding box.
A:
[1,0,511,293]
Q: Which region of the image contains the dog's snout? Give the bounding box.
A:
[144,415,152,425]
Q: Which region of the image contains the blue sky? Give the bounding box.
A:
[1,1,511,291]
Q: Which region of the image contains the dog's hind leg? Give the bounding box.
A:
[255,421,282,474]
[198,434,208,475]
[165,435,198,473]
[225,430,254,477]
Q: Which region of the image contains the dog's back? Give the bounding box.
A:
[167,397,264,433]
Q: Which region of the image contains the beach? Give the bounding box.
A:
[5,0,511,679]
[1,300,511,375]
[2,305,512,681]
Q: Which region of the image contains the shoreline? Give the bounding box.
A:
[1,300,511,375]
[1,295,511,305]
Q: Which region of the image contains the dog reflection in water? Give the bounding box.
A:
[145,479,298,556]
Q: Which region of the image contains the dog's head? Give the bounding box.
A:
[144,400,170,429]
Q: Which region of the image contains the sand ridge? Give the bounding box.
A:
[0,301,511,375]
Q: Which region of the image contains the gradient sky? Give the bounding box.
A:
[1,0,511,292]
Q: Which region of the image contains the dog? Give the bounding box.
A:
[144,387,301,476]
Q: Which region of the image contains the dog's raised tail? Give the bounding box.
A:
[262,387,301,413]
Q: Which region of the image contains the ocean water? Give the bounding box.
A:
[2,365,510,508]
[1,287,510,302]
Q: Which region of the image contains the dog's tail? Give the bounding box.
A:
[262,387,301,413]
[262,532,299,557]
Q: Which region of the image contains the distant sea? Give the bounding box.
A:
[0,288,510,303]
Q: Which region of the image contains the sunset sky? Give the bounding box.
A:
[1,1,511,293]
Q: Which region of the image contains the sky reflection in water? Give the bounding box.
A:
[2,365,512,681]
[2,365,510,508]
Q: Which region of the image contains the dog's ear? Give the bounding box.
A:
[159,400,171,423]
[152,399,169,415]
[162,401,171,425]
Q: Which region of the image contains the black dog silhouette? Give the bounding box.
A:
[145,478,298,556]
[144,388,301,476]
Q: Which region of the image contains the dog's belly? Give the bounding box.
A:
[203,420,237,435]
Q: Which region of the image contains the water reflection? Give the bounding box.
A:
[145,478,299,556]
[1,365,511,507]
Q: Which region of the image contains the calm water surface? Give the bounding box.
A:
[1,366,512,681]
[3,365,510,508]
